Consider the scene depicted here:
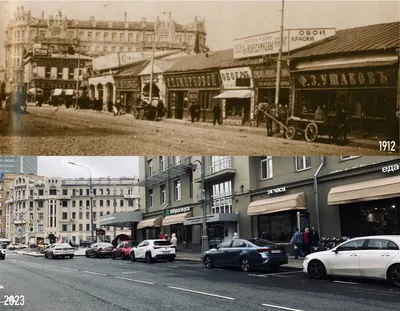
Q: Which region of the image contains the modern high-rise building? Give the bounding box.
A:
[0,156,38,174]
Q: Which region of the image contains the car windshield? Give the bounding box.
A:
[247,239,277,247]
[153,241,171,246]
[55,244,72,249]
[99,243,112,248]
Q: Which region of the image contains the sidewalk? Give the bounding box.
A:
[176,252,304,269]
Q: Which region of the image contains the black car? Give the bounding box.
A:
[202,238,288,272]
[85,242,114,258]
[0,248,5,260]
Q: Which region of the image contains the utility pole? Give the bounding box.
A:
[200,156,209,253]
[148,36,155,105]
[113,184,117,240]
[75,49,80,108]
[274,0,285,108]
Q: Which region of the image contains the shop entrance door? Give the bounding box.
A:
[208,224,224,249]
[175,92,184,119]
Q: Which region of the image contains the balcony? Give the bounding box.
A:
[124,194,140,199]
[195,157,236,183]
[34,195,46,200]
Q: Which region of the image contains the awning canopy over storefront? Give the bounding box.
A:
[184,213,240,226]
[136,156,193,188]
[247,193,306,216]
[99,211,142,227]
[137,217,161,230]
[162,212,192,226]
[214,89,251,99]
[328,175,400,205]
[64,89,74,96]
[53,89,63,96]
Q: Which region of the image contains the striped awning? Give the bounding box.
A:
[214,90,251,99]
[162,212,192,226]
[248,193,306,216]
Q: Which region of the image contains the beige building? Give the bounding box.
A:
[4,6,208,90]
[4,175,140,245]
[137,156,400,252]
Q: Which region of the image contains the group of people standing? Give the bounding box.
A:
[158,232,178,253]
[290,227,320,259]
[189,102,223,125]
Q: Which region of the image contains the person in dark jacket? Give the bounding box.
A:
[290,228,304,259]
[157,100,165,119]
[310,227,320,250]
[189,103,196,123]
[213,103,222,125]
[195,103,201,122]
[302,228,310,255]
[337,108,348,140]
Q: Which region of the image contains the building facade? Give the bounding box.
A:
[0,156,38,174]
[4,6,208,91]
[137,156,400,251]
[4,176,140,245]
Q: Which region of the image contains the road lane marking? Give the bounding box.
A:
[43,265,58,268]
[262,303,305,311]
[168,265,179,268]
[168,286,235,300]
[249,274,269,278]
[333,280,359,285]
[116,276,154,285]
[60,267,78,271]
[121,271,141,274]
[83,271,108,276]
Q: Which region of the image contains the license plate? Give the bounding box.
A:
[271,250,281,254]
[162,251,170,254]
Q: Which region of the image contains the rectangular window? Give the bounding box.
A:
[86,189,89,195]
[79,189,83,196]
[79,212,83,220]
[295,156,311,171]
[120,33,124,41]
[174,180,181,201]
[62,201,68,208]
[136,33,141,42]
[72,224,76,231]
[160,156,166,171]
[111,46,116,53]
[79,224,83,231]
[38,225,43,232]
[148,159,153,175]
[92,200,96,207]
[93,189,97,195]
[261,156,273,180]
[112,33,116,41]
[104,33,108,41]
[49,189,57,195]
[86,200,90,207]
[88,32,92,40]
[38,213,44,220]
[96,32,100,40]
[86,212,89,219]
[62,189,68,195]
[100,200,103,207]
[212,181,233,214]
[72,201,76,208]
[160,184,166,204]
[79,31,84,39]
[72,212,76,219]
[68,31,74,39]
[107,200,110,207]
[62,224,68,232]
[148,189,154,208]
[62,213,68,220]
[128,33,133,42]
[86,224,90,231]
[120,200,124,207]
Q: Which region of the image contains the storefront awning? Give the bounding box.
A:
[64,89,74,96]
[99,211,142,227]
[53,89,63,96]
[162,212,192,226]
[137,217,161,230]
[184,213,240,226]
[328,175,400,205]
[214,90,251,99]
[247,193,306,216]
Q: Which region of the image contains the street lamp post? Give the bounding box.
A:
[68,162,94,242]
[193,157,209,253]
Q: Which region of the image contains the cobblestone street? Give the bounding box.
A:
[0,105,393,155]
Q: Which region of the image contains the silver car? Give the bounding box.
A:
[44,243,75,259]
[85,242,114,258]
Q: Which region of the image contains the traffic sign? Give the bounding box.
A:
[17,227,22,234]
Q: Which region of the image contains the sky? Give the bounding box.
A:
[1,0,399,65]
[38,156,139,178]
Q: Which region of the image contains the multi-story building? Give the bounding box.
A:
[137,156,400,251]
[4,6,208,90]
[4,176,140,245]
[0,156,38,174]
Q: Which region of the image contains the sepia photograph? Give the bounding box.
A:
[1,155,400,310]
[0,0,399,155]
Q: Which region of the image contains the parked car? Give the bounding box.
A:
[202,238,288,272]
[112,241,138,260]
[0,248,5,260]
[303,235,400,288]
[85,242,114,258]
[44,243,75,259]
[8,243,27,250]
[129,240,176,263]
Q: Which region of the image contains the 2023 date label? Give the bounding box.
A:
[1,295,25,306]
[379,141,397,152]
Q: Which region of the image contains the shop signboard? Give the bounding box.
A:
[251,65,291,88]
[165,72,220,89]
[233,28,336,59]
[267,187,286,195]
[165,206,192,216]
[92,53,119,71]
[115,78,139,90]
[219,67,253,89]
[184,214,219,225]
[294,68,397,89]
[37,80,77,89]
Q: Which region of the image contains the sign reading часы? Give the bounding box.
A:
[233,28,336,59]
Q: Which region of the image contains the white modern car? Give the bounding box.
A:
[129,239,176,263]
[303,235,400,287]
[44,243,75,259]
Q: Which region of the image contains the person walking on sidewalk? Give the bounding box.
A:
[164,234,170,242]
[158,232,164,239]
[213,102,222,125]
[171,233,178,254]
[290,228,304,259]
[310,227,320,252]
[233,232,239,239]
[302,228,310,255]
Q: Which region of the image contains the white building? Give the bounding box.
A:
[5,175,140,245]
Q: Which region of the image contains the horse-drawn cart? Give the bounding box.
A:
[131,98,164,121]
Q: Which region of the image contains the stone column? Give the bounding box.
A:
[103,84,108,104]
[113,83,117,105]
[94,85,99,100]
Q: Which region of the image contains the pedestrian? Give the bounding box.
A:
[212,102,222,125]
[337,108,348,141]
[310,227,320,252]
[164,234,170,242]
[171,233,178,253]
[232,232,239,239]
[157,100,165,119]
[195,103,201,122]
[266,104,274,136]
[290,228,304,259]
[158,232,164,239]
[302,228,310,255]
[189,103,196,123]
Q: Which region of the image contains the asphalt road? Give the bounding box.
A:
[0,105,391,155]
[1,253,399,311]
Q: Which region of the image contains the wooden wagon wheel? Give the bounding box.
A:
[305,122,319,142]
[285,125,296,140]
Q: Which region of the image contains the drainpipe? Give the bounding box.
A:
[313,156,324,236]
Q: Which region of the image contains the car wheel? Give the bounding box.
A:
[168,256,175,262]
[44,253,48,258]
[130,252,136,262]
[388,264,400,288]
[69,255,74,259]
[52,253,57,259]
[111,253,116,260]
[308,260,327,279]
[95,252,100,258]
[240,257,252,272]
[203,256,214,269]
[146,252,153,263]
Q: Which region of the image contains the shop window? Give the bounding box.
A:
[295,156,311,171]
[160,184,166,204]
[211,181,232,214]
[261,156,273,180]
[174,180,181,201]
[148,189,154,208]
